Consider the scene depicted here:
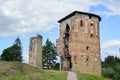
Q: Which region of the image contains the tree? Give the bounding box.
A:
[42,39,57,69]
[54,63,60,70]
[0,56,1,61]
[102,67,115,78]
[102,55,120,80]
[1,37,22,62]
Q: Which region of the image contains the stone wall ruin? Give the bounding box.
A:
[29,34,42,69]
[56,11,101,75]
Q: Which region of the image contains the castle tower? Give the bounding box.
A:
[56,11,101,75]
[29,34,42,69]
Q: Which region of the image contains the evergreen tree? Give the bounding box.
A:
[42,39,57,69]
[1,37,22,62]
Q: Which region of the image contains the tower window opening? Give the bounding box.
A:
[80,20,83,27]
[90,34,93,38]
[66,24,70,33]
[86,46,90,53]
[86,56,89,63]
[86,46,89,50]
[91,23,93,26]
[89,15,92,19]
[90,23,94,34]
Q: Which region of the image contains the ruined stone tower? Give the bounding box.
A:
[29,34,42,69]
[56,11,101,75]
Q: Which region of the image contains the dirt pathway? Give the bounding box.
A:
[67,71,78,80]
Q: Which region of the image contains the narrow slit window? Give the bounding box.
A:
[86,46,89,50]
[74,55,77,64]
[86,56,89,62]
[89,15,92,19]
[86,46,90,53]
[91,23,94,34]
[80,20,83,27]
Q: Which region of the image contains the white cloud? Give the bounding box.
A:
[101,40,120,49]
[101,50,120,61]
[108,51,120,58]
[0,0,120,36]
[22,54,29,63]
[93,0,120,16]
[102,0,120,16]
[101,40,120,61]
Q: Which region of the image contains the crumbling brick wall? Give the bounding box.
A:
[56,11,101,75]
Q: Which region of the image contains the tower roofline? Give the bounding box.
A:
[58,11,101,23]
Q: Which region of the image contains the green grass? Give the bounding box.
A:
[77,72,111,80]
[0,61,67,80]
[6,70,67,80]
[0,61,110,80]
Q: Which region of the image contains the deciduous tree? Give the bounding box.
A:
[1,37,22,62]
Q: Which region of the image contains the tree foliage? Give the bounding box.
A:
[1,37,22,62]
[102,55,120,80]
[42,39,57,69]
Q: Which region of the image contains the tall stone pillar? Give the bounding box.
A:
[29,34,42,69]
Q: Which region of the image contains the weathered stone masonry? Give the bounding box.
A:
[29,35,42,69]
[56,11,101,75]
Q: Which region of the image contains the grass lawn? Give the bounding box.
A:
[0,61,67,80]
[77,72,111,80]
[8,70,110,80]
[6,70,67,80]
[0,61,110,80]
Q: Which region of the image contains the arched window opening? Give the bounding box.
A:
[66,24,70,33]
[64,24,70,46]
[80,20,83,27]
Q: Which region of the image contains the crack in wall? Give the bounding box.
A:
[63,24,72,71]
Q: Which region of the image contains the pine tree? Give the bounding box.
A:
[42,39,57,69]
[1,37,22,62]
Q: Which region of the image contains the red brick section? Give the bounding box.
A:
[56,11,101,75]
[67,72,78,80]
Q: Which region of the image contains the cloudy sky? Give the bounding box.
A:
[0,0,120,63]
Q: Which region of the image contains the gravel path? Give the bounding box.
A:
[67,71,78,80]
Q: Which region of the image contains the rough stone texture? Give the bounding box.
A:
[29,34,42,69]
[56,11,101,75]
[67,72,78,80]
